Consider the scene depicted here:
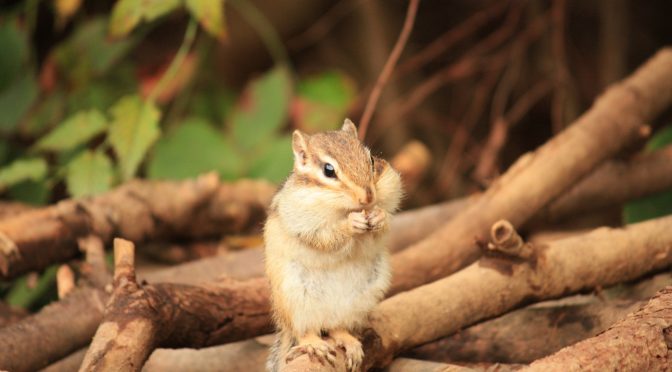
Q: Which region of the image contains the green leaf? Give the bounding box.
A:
[624,125,672,223]
[297,71,355,109]
[148,118,240,180]
[185,0,226,40]
[294,71,356,133]
[55,18,135,86]
[143,0,182,21]
[189,84,236,126]
[8,179,49,205]
[230,66,291,151]
[22,90,67,136]
[108,95,161,180]
[109,0,143,38]
[33,109,107,153]
[248,135,293,183]
[0,158,47,191]
[109,0,182,38]
[646,126,672,151]
[6,266,58,309]
[0,21,29,91]
[66,150,114,197]
[0,140,8,165]
[0,74,38,132]
[623,193,672,224]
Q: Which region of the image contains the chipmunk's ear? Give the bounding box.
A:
[292,130,310,170]
[341,118,358,138]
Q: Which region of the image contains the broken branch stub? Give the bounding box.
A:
[487,220,534,259]
[78,238,272,372]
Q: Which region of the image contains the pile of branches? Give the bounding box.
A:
[0,47,672,371]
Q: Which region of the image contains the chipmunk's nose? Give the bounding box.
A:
[359,186,376,206]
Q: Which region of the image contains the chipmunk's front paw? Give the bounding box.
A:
[285,339,337,367]
[332,331,364,372]
[338,339,363,371]
[366,206,387,232]
[348,211,369,234]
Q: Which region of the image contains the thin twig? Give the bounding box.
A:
[396,0,509,77]
[358,0,421,140]
[229,0,291,67]
[391,2,526,121]
[505,79,553,125]
[288,0,365,51]
[436,53,508,195]
[551,0,570,132]
[147,18,198,104]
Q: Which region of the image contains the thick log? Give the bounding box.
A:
[0,175,275,280]
[408,272,672,363]
[284,213,672,371]
[389,48,672,294]
[523,286,672,371]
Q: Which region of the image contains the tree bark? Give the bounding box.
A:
[408,298,642,364]
[0,175,275,280]
[389,48,672,294]
[0,287,108,371]
[523,286,672,371]
[408,272,672,364]
[1,141,671,284]
[79,239,272,372]
[283,213,672,371]
[535,145,672,223]
[0,239,263,371]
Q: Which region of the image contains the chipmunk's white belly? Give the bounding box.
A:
[280,248,389,334]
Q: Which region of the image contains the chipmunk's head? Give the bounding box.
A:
[291,119,378,211]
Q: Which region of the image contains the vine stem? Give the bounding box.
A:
[147,18,199,104]
[358,0,421,140]
[229,0,290,67]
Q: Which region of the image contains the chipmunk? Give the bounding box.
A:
[264,119,403,372]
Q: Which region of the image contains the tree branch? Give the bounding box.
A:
[524,286,672,370]
[286,214,672,370]
[389,48,672,295]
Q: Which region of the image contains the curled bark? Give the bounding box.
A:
[284,213,672,371]
[487,220,534,259]
[0,175,275,280]
[389,48,672,294]
[524,286,672,371]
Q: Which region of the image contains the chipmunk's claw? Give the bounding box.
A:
[366,207,387,231]
[348,210,369,234]
[285,341,337,367]
[335,338,364,372]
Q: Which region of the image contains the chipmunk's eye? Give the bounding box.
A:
[323,163,337,178]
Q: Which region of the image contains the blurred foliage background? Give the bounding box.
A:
[1,0,672,310]
[0,0,360,205]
